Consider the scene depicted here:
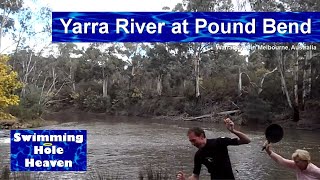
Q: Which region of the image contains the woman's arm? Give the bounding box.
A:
[310,164,320,178]
[265,143,296,169]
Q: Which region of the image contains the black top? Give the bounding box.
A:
[193,137,239,180]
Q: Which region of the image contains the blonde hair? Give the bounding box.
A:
[292,149,311,163]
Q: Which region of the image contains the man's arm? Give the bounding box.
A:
[232,129,251,144]
[177,154,201,180]
[187,174,199,180]
[224,118,251,144]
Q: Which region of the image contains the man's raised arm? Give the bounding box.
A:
[225,118,251,145]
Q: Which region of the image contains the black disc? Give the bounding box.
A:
[265,124,283,143]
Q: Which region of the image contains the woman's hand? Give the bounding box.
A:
[263,140,272,155]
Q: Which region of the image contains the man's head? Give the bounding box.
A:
[292,149,311,170]
[187,127,207,148]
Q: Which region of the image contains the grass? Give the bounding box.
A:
[138,165,171,180]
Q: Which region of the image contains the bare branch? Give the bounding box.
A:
[258,67,278,94]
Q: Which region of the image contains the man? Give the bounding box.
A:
[177,118,251,180]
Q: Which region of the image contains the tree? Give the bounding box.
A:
[0,0,23,52]
[173,0,236,99]
[146,43,174,96]
[0,55,21,119]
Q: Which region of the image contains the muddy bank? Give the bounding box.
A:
[4,95,319,130]
[43,107,320,131]
[45,95,320,131]
[0,118,59,129]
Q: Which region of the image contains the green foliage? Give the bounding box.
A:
[182,81,195,100]
[73,90,110,113]
[259,72,293,111]
[303,100,320,123]
[202,76,238,101]
[0,55,22,120]
[8,91,43,120]
[242,95,272,124]
[0,0,23,32]
[83,94,110,113]
[130,87,143,99]
[109,93,130,115]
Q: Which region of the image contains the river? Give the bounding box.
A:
[1,113,320,180]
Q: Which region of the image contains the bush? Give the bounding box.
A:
[74,90,110,113]
[242,95,272,124]
[202,76,238,101]
[8,92,44,120]
[139,165,170,180]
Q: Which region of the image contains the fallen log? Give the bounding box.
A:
[183,114,212,121]
[217,110,241,115]
[183,110,241,121]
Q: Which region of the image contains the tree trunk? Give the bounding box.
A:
[293,50,300,122]
[52,67,56,90]
[238,67,242,96]
[302,49,312,109]
[39,76,48,105]
[195,55,200,98]
[302,53,307,109]
[306,50,312,101]
[278,50,292,109]
[156,74,162,96]
[294,51,299,107]
[129,65,135,90]
[103,75,108,97]
[69,59,76,92]
[20,52,36,97]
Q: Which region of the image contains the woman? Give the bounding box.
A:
[264,143,320,180]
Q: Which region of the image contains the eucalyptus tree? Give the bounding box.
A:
[0,0,23,52]
[170,0,236,99]
[245,0,320,121]
[146,43,175,96]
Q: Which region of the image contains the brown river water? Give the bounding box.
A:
[0,113,320,180]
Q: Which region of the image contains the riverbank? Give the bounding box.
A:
[2,107,320,131]
[0,118,59,130]
[42,108,320,131]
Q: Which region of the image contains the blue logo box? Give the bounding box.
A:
[52,12,320,42]
[10,130,87,171]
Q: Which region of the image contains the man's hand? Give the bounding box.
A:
[224,117,251,144]
[176,171,186,180]
[177,172,199,180]
[224,118,235,132]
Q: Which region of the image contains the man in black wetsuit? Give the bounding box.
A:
[177,118,251,180]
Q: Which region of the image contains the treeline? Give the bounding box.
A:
[6,42,320,123]
[1,0,320,125]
